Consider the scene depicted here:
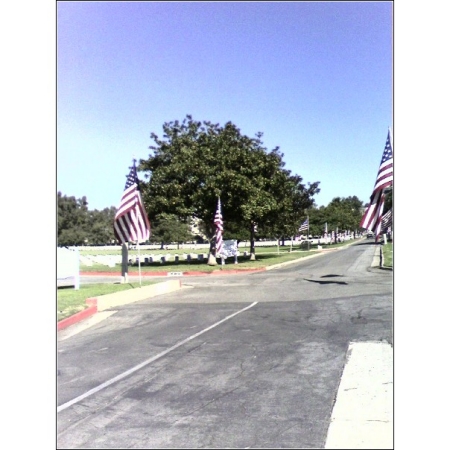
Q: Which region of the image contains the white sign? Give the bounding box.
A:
[57,247,80,289]
[218,240,240,258]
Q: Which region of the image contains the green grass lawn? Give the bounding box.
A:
[79,241,354,273]
[78,241,350,257]
[382,242,393,268]
[80,249,320,273]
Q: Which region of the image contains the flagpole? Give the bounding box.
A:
[307,215,310,251]
[137,241,142,286]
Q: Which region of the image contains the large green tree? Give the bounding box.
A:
[259,171,319,244]
[149,213,194,249]
[87,207,117,245]
[58,193,117,246]
[57,192,90,246]
[139,115,320,262]
[307,196,364,241]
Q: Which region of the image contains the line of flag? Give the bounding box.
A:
[360,128,393,241]
[214,198,224,257]
[113,160,151,245]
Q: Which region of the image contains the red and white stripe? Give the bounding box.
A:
[114,163,151,244]
[214,198,224,257]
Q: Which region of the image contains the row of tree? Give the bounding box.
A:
[57,190,365,248]
[58,115,389,251]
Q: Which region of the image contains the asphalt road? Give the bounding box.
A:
[57,240,392,448]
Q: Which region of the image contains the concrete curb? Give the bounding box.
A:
[57,305,98,331]
[57,279,183,331]
[88,279,182,311]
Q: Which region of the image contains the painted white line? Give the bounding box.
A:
[57,301,258,413]
[325,341,393,449]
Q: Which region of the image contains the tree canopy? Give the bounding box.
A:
[306,196,364,237]
[57,192,117,246]
[58,116,383,249]
[138,115,321,257]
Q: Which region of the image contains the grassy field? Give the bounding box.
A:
[382,242,393,268]
[80,249,320,273]
[78,242,349,256]
[79,241,353,274]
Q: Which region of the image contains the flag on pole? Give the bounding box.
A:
[214,198,224,257]
[360,128,393,231]
[374,192,386,242]
[324,222,328,234]
[114,160,151,244]
[299,218,308,232]
[381,208,392,232]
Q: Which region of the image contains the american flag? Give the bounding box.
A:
[113,161,151,244]
[214,198,224,257]
[299,218,308,232]
[360,128,393,231]
[374,192,386,242]
[381,208,392,232]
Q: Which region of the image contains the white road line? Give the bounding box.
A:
[57,301,258,413]
[325,341,393,449]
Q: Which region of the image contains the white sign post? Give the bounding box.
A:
[217,240,240,265]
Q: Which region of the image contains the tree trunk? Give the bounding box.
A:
[207,253,217,265]
[207,237,217,265]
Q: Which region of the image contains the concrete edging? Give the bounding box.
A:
[88,279,182,311]
[57,279,182,331]
[57,305,98,331]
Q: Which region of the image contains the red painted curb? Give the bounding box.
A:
[86,297,98,307]
[57,304,97,331]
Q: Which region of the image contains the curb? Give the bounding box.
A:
[89,279,182,311]
[57,305,98,331]
[57,279,182,332]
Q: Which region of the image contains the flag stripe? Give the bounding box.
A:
[114,161,151,244]
[360,129,393,233]
[381,209,392,230]
[214,198,224,257]
[374,193,386,241]
[299,218,308,232]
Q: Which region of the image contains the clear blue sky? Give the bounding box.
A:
[57,1,393,211]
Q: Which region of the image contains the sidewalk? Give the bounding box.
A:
[325,341,393,449]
